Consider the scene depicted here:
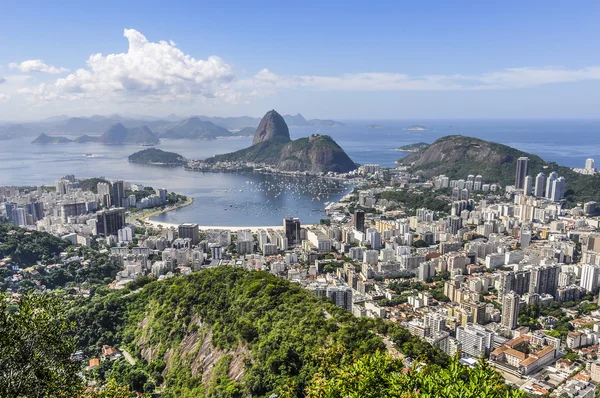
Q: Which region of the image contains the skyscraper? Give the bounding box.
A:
[551,177,566,202]
[112,180,125,208]
[178,223,199,245]
[354,210,365,233]
[586,158,595,172]
[456,323,495,358]
[326,286,353,312]
[534,172,546,197]
[96,208,126,236]
[580,264,600,293]
[545,172,558,200]
[283,217,301,245]
[529,264,560,297]
[523,175,533,195]
[368,229,381,250]
[501,291,520,330]
[515,157,529,189]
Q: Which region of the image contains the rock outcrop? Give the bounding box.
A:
[252,110,290,145]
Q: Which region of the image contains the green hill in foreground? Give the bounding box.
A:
[68,267,521,397]
[399,135,600,205]
[128,148,186,166]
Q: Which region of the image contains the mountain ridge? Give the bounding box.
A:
[399,135,600,204]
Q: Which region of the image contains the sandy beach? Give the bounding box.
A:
[144,219,319,232]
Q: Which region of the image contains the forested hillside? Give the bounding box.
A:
[68,267,521,397]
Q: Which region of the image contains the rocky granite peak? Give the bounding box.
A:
[252,110,291,145]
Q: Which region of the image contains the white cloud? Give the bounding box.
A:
[0,93,10,101]
[247,66,600,92]
[22,29,238,104]
[9,60,69,74]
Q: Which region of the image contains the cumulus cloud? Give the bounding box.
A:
[23,29,237,103]
[9,60,69,74]
[248,66,600,92]
[0,93,10,101]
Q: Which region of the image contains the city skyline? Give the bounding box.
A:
[2,1,600,120]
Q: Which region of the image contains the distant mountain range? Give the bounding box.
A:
[32,123,160,145]
[3,113,345,141]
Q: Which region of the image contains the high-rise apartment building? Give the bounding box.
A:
[515,157,529,189]
[501,291,520,330]
[354,210,365,233]
[545,172,559,200]
[326,286,353,312]
[178,223,200,245]
[112,180,125,208]
[586,158,595,172]
[529,264,560,297]
[551,177,566,202]
[96,208,126,236]
[580,264,600,293]
[456,323,495,358]
[283,217,301,245]
[534,172,546,197]
[524,175,533,195]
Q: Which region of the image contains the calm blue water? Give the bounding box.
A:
[1,119,599,225]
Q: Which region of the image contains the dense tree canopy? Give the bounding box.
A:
[0,293,82,397]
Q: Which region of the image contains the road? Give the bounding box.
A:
[381,335,404,360]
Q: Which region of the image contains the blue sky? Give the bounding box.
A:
[1,0,599,120]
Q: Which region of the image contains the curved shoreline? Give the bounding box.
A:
[128,196,194,225]
[144,219,287,232]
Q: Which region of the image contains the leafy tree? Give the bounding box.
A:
[83,379,140,398]
[0,293,83,397]
[306,346,523,397]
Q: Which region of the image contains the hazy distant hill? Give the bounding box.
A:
[0,124,34,140]
[31,133,72,144]
[97,123,159,145]
[8,113,345,139]
[47,116,120,134]
[160,117,231,140]
[307,119,345,127]
[231,127,256,136]
[283,113,309,126]
[73,134,99,143]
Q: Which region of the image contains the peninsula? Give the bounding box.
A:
[203,110,357,174]
[399,135,600,204]
[396,142,430,152]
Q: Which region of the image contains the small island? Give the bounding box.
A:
[404,125,427,131]
[31,133,73,144]
[396,142,430,152]
[128,148,186,166]
[365,124,384,128]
